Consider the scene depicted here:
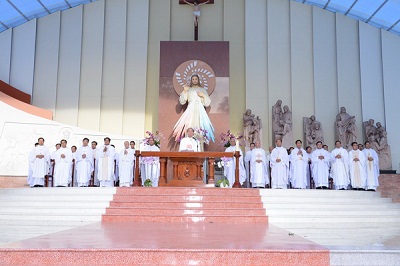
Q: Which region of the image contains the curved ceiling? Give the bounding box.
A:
[0,0,399,36]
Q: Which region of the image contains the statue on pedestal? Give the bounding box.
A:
[335,107,357,149]
[272,100,293,148]
[363,120,392,170]
[303,115,324,151]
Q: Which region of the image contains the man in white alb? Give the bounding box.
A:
[91,141,99,186]
[289,140,308,189]
[75,138,94,187]
[119,141,135,187]
[348,142,367,190]
[330,140,349,190]
[54,139,73,187]
[97,137,116,187]
[223,137,246,188]
[179,127,199,152]
[363,141,379,191]
[250,141,269,188]
[270,139,289,189]
[141,137,160,187]
[244,142,255,187]
[28,137,50,187]
[312,141,330,189]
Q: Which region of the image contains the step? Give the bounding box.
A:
[102,214,268,223]
[105,207,266,216]
[0,187,116,195]
[269,222,400,229]
[0,214,102,222]
[259,190,382,197]
[0,207,107,215]
[263,203,400,210]
[265,209,400,216]
[112,195,262,203]
[0,195,114,201]
[109,201,263,209]
[261,197,392,204]
[0,201,111,208]
[268,216,400,223]
[115,187,260,196]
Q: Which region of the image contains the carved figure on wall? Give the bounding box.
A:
[304,115,324,151]
[243,109,262,149]
[272,100,293,148]
[363,120,392,170]
[335,107,357,149]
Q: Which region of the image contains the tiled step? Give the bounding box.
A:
[102,214,268,223]
[261,197,392,203]
[0,201,111,208]
[266,209,400,216]
[0,195,114,201]
[105,207,266,216]
[263,203,400,210]
[112,195,262,202]
[0,214,102,222]
[110,201,263,208]
[115,187,260,196]
[268,215,400,223]
[0,207,107,215]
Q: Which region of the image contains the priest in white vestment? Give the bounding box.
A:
[363,141,379,191]
[289,140,308,189]
[270,139,289,189]
[97,137,116,187]
[348,142,367,190]
[311,141,330,189]
[54,139,73,187]
[244,142,255,187]
[119,141,135,187]
[91,141,99,186]
[141,137,160,187]
[223,138,246,187]
[179,127,199,152]
[28,138,50,187]
[305,146,313,188]
[250,141,269,188]
[75,138,94,187]
[330,140,349,190]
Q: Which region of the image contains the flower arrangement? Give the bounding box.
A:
[219,130,244,147]
[142,131,163,148]
[220,156,232,167]
[144,179,153,187]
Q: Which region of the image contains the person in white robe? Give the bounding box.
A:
[244,143,255,187]
[270,139,289,189]
[363,141,379,191]
[91,141,99,186]
[97,137,116,187]
[141,137,160,187]
[311,141,331,189]
[289,140,308,189]
[348,142,367,190]
[223,138,246,188]
[75,138,94,187]
[250,141,269,188]
[28,138,50,187]
[53,139,73,187]
[179,127,199,152]
[118,141,135,187]
[330,140,349,190]
[49,143,61,179]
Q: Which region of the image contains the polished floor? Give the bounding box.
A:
[0,222,329,265]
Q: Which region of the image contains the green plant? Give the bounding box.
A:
[144,179,153,187]
[216,177,230,188]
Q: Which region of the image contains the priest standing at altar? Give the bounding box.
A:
[141,137,160,187]
[250,141,269,188]
[224,137,246,188]
[75,138,94,187]
[179,127,199,151]
[28,137,50,187]
[118,141,135,187]
[97,137,116,187]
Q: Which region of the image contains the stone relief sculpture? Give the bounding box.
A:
[272,100,293,148]
[243,109,262,148]
[335,107,357,149]
[303,115,324,150]
[363,120,392,170]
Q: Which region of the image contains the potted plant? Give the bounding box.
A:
[144,179,153,187]
[216,177,230,188]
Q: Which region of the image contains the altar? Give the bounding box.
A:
[134,151,241,187]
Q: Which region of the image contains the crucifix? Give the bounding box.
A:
[180,0,213,41]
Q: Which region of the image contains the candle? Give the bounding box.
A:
[235,140,239,151]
